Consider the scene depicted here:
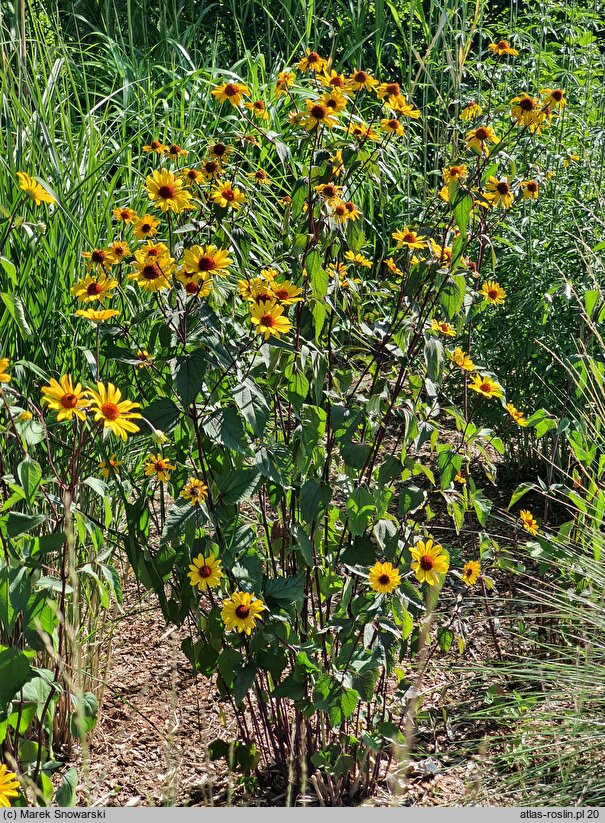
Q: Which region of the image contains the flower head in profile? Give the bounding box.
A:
[0,763,20,808]
[221,591,265,635]
[270,280,303,305]
[82,248,115,272]
[188,554,223,591]
[250,299,292,340]
[245,100,269,120]
[275,71,295,97]
[462,560,481,587]
[99,454,122,478]
[133,214,160,240]
[344,251,372,268]
[70,273,118,304]
[17,172,55,205]
[181,477,208,506]
[41,375,89,422]
[321,89,348,113]
[384,258,404,277]
[112,206,137,223]
[465,125,499,156]
[450,347,475,371]
[0,358,11,384]
[166,143,188,160]
[143,140,168,155]
[480,280,507,305]
[88,382,141,441]
[460,101,482,121]
[75,308,120,324]
[376,81,407,110]
[392,227,427,250]
[510,94,539,126]
[248,168,270,186]
[430,319,456,337]
[520,509,539,535]
[506,403,528,426]
[181,167,205,186]
[488,39,519,57]
[469,374,502,399]
[298,49,327,73]
[540,88,566,110]
[442,164,468,185]
[380,117,405,136]
[314,182,343,204]
[212,183,246,210]
[145,169,193,213]
[485,177,514,209]
[410,538,449,586]
[144,453,175,483]
[211,81,250,108]
[520,180,539,200]
[368,561,401,594]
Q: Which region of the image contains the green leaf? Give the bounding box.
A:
[1,292,32,338]
[293,524,314,567]
[70,692,98,737]
[398,485,425,514]
[17,458,42,505]
[233,381,270,437]
[181,639,218,675]
[346,487,375,536]
[175,352,206,408]
[300,479,331,523]
[287,369,309,414]
[56,768,78,807]
[6,512,46,537]
[139,398,180,433]
[437,627,454,652]
[160,500,197,545]
[439,274,466,319]
[306,249,328,300]
[0,646,34,714]
[203,406,250,455]
[234,661,257,705]
[437,449,462,489]
[216,468,261,506]
[265,574,305,607]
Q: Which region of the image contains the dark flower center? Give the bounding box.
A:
[235,604,250,618]
[199,565,212,578]
[307,51,320,63]
[527,181,538,192]
[222,188,235,201]
[87,282,104,295]
[61,393,78,409]
[552,89,563,101]
[322,185,336,197]
[310,104,327,119]
[213,143,227,156]
[154,461,166,472]
[158,185,175,199]
[151,141,162,149]
[142,264,161,280]
[474,127,488,140]
[378,574,391,585]
[354,71,368,82]
[386,83,400,95]
[141,223,152,232]
[198,256,215,271]
[260,314,275,327]
[101,402,120,421]
[519,97,534,111]
[91,250,105,263]
[185,282,198,294]
[497,40,508,49]
[225,83,239,96]
[273,289,289,300]
[496,182,510,194]
[420,555,434,571]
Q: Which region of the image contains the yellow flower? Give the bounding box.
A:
[428,238,452,268]
[510,94,539,126]
[209,142,233,162]
[166,143,188,160]
[410,538,449,586]
[344,201,361,221]
[314,182,343,204]
[41,374,89,422]
[384,258,403,276]
[540,88,566,110]
[134,241,170,262]
[212,183,246,210]
[245,100,269,120]
[0,763,20,808]
[506,402,528,426]
[182,245,231,278]
[368,561,401,594]
[133,214,160,240]
[480,280,507,304]
[520,180,539,200]
[376,81,408,111]
[188,554,223,591]
[145,169,193,213]
[181,477,208,505]
[221,590,265,635]
[112,206,137,223]
[465,125,499,156]
[275,71,295,97]
[142,140,168,154]
[450,347,475,371]
[17,172,55,205]
[469,374,502,399]
[82,248,115,272]
[248,168,270,185]
[136,350,154,368]
[0,358,11,384]
[238,277,272,302]
[109,241,130,263]
[392,227,427,250]
[18,411,33,422]
[75,308,120,324]
[459,101,482,121]
[454,471,467,484]
[144,453,175,483]
[320,69,348,91]
[300,99,338,130]
[488,39,519,57]
[250,299,292,340]
[329,149,345,177]
[485,177,514,209]
[211,81,250,107]
[348,68,379,92]
[462,560,481,587]
[88,382,142,440]
[128,254,174,293]
[181,167,206,186]
[179,277,212,299]
[298,49,327,72]
[380,116,405,136]
[345,122,380,141]
[98,454,122,478]
[321,89,348,113]
[344,250,372,268]
[520,509,539,535]
[271,280,303,304]
[70,273,118,304]
[442,164,468,184]
[330,200,351,224]
[430,319,456,337]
